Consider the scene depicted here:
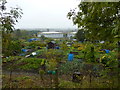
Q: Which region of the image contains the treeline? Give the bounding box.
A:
[11,29,40,40]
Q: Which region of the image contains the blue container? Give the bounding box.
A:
[68,54,74,61]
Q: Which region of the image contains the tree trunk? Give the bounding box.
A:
[91,46,95,62]
[118,41,120,88]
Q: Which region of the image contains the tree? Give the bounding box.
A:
[15,29,21,40]
[68,1,120,87]
[0,0,23,33]
[67,2,120,42]
[0,0,23,56]
[41,35,46,41]
[76,29,85,42]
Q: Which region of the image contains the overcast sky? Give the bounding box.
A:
[6,0,80,29]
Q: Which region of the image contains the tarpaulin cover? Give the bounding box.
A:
[105,49,110,53]
[22,49,28,52]
[55,46,60,49]
[28,38,39,42]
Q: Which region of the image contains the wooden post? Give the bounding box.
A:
[49,74,52,88]
[54,68,59,88]
[89,71,92,87]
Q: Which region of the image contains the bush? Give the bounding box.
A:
[45,49,65,62]
[59,80,80,88]
[3,57,46,71]
[58,60,84,75]
[2,40,22,56]
[17,58,45,70]
[27,41,46,48]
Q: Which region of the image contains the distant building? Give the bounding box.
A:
[67,32,77,38]
[37,31,77,39]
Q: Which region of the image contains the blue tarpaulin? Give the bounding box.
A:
[22,49,28,52]
[105,49,110,53]
[28,38,39,42]
[68,53,74,61]
[55,46,60,49]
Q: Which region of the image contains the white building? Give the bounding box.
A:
[37,31,77,38]
[67,32,77,38]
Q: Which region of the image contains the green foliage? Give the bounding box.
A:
[2,56,22,72]
[16,76,30,80]
[46,59,57,70]
[18,58,45,70]
[100,52,118,68]
[40,35,46,41]
[39,70,45,75]
[44,38,54,43]
[101,41,117,50]
[0,0,23,33]
[2,56,22,63]
[2,40,22,56]
[68,2,120,42]
[12,30,39,40]
[74,51,84,59]
[1,0,23,56]
[59,60,84,75]
[10,29,21,40]
[59,80,80,88]
[3,56,46,70]
[81,43,100,62]
[76,29,85,42]
[60,43,69,51]
[45,49,65,62]
[27,41,46,49]
[2,33,11,56]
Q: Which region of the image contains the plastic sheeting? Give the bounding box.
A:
[32,52,37,56]
[105,49,110,53]
[21,49,28,52]
[28,38,39,42]
[55,46,60,49]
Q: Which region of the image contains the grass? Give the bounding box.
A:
[2,71,119,88]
